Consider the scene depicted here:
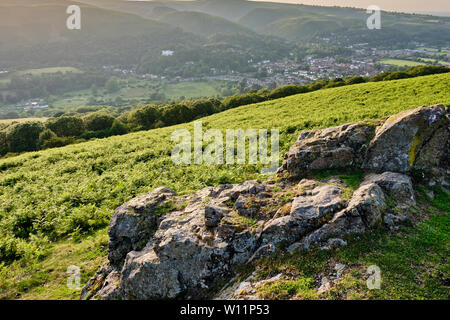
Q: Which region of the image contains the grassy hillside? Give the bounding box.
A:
[0,73,449,299]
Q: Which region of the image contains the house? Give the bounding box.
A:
[162,50,174,56]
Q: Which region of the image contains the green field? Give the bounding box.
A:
[49,80,224,110]
[418,58,450,66]
[15,67,83,77]
[164,81,222,99]
[0,73,449,299]
[380,59,427,67]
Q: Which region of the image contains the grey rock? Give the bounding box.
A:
[290,184,343,226]
[364,104,448,173]
[108,186,176,266]
[280,122,376,174]
[362,172,415,205]
[204,205,228,228]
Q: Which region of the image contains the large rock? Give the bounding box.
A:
[280,105,449,179]
[297,172,414,249]
[279,122,376,174]
[363,104,448,173]
[108,186,176,266]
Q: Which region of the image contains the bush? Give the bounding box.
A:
[110,119,129,135]
[5,121,44,152]
[184,98,222,118]
[268,85,308,100]
[325,78,346,88]
[38,129,57,146]
[222,93,265,109]
[128,105,161,130]
[161,104,194,126]
[46,116,85,137]
[0,130,8,155]
[41,136,76,149]
[83,112,115,131]
[345,76,366,85]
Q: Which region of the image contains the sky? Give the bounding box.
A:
[251,0,450,14]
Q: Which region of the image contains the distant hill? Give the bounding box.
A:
[77,0,450,46]
[0,0,196,68]
[157,10,254,37]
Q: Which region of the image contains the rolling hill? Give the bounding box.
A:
[77,0,450,46]
[0,73,449,299]
[156,10,255,37]
[0,0,197,69]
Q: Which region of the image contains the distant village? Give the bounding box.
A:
[101,45,449,91]
[7,45,449,111]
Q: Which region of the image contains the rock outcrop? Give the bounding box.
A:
[81,105,448,300]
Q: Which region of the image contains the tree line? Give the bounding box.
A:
[0,65,447,157]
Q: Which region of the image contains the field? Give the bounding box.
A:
[15,67,83,77]
[418,58,450,66]
[48,80,224,110]
[0,73,449,299]
[380,59,427,67]
[164,81,223,99]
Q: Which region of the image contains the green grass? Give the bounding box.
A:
[380,59,427,67]
[0,73,449,299]
[418,58,450,66]
[50,80,223,109]
[164,80,222,99]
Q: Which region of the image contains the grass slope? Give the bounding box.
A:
[0,73,449,299]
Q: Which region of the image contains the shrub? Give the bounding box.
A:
[268,85,308,100]
[325,78,346,88]
[110,119,129,135]
[222,93,266,109]
[128,105,161,130]
[41,136,76,149]
[345,76,366,85]
[0,130,8,155]
[38,129,57,146]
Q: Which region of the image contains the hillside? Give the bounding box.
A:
[157,11,255,37]
[0,0,196,69]
[77,0,450,46]
[0,73,449,299]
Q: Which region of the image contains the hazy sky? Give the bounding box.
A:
[252,0,450,13]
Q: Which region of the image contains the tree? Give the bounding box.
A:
[110,119,128,135]
[38,129,57,146]
[46,116,85,137]
[83,112,115,131]
[105,77,120,93]
[0,130,8,155]
[128,105,161,130]
[5,122,44,152]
